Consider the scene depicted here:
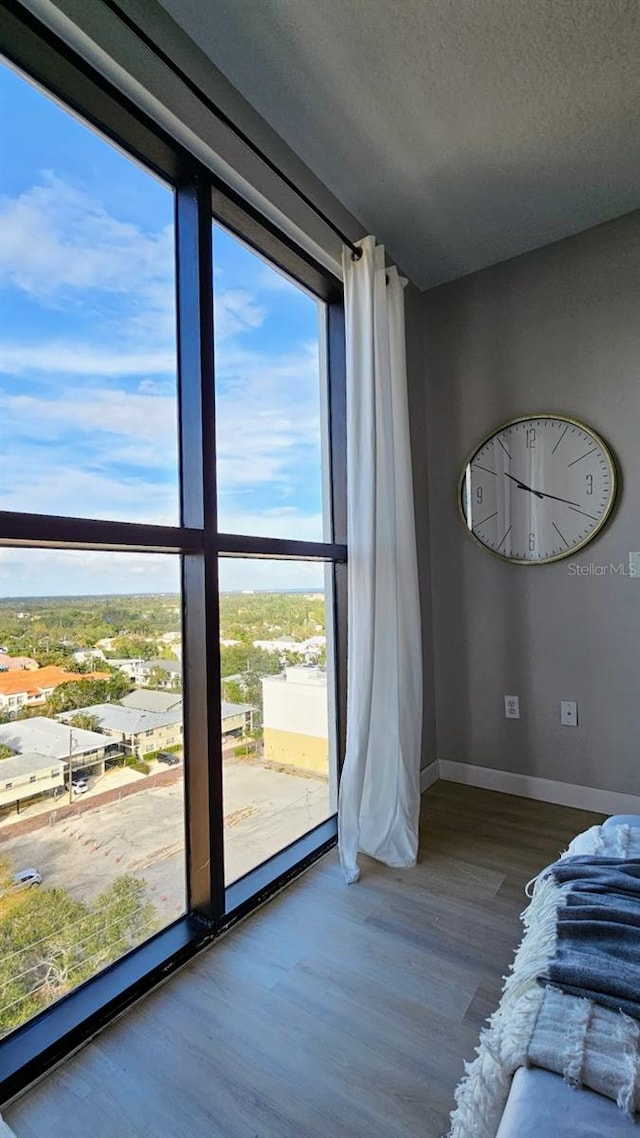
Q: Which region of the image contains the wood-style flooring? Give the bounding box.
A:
[5,783,605,1138]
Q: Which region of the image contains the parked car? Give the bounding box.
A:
[72,779,89,795]
[11,869,42,891]
[157,752,180,766]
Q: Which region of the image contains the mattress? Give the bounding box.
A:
[495,1067,639,1137]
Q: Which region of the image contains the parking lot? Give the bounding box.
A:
[0,757,332,921]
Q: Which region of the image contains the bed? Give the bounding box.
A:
[451,813,640,1137]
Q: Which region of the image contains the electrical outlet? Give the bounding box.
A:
[504,695,520,719]
[561,700,578,727]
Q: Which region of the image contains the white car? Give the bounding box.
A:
[11,869,42,891]
[72,779,89,795]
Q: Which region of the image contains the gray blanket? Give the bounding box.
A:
[539,855,640,1021]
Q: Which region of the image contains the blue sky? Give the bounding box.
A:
[0,60,327,596]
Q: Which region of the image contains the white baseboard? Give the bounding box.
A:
[438,759,640,816]
[420,761,439,794]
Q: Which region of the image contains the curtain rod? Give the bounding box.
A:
[99,0,363,261]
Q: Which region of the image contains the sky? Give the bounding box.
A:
[0,60,328,597]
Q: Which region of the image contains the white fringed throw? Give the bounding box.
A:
[447,824,640,1138]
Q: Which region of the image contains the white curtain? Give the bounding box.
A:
[338,235,423,884]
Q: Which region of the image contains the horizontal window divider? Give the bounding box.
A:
[217,533,347,561]
[0,512,203,554]
[0,518,348,562]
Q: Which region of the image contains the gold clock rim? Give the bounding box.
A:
[457,413,618,566]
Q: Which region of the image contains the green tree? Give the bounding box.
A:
[67,713,101,733]
[222,679,244,705]
[0,874,157,1035]
[44,674,130,715]
[0,745,13,760]
[109,636,156,661]
[145,665,169,689]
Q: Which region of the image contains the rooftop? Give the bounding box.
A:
[0,717,109,759]
[221,701,254,719]
[263,667,328,687]
[120,690,183,714]
[0,753,66,780]
[0,655,38,672]
[0,666,109,698]
[59,703,183,735]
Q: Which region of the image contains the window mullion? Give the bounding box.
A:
[176,177,225,922]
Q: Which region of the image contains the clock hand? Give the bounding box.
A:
[538,490,584,508]
[504,472,545,499]
[503,472,582,509]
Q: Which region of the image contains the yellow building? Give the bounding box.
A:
[261,667,329,776]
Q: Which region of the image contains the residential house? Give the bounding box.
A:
[108,658,181,688]
[138,659,182,689]
[220,700,253,738]
[71,648,107,665]
[0,667,109,717]
[253,636,325,661]
[0,717,111,781]
[58,703,184,759]
[0,753,66,811]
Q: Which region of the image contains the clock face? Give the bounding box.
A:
[459,416,617,564]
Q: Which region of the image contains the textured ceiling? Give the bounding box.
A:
[157,0,640,288]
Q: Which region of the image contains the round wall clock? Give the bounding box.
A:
[459,415,617,564]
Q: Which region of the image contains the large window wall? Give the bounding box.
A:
[0,6,345,1099]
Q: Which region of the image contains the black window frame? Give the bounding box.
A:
[0,2,346,1104]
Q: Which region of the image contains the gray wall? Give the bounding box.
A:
[405,283,437,769]
[423,211,640,794]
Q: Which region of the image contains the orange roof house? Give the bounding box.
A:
[0,666,109,711]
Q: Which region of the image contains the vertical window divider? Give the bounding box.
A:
[327,302,348,770]
[176,174,225,923]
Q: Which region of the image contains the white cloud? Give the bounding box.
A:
[0,458,179,526]
[215,289,265,341]
[0,174,267,349]
[0,343,176,378]
[0,173,173,303]
[3,386,176,447]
